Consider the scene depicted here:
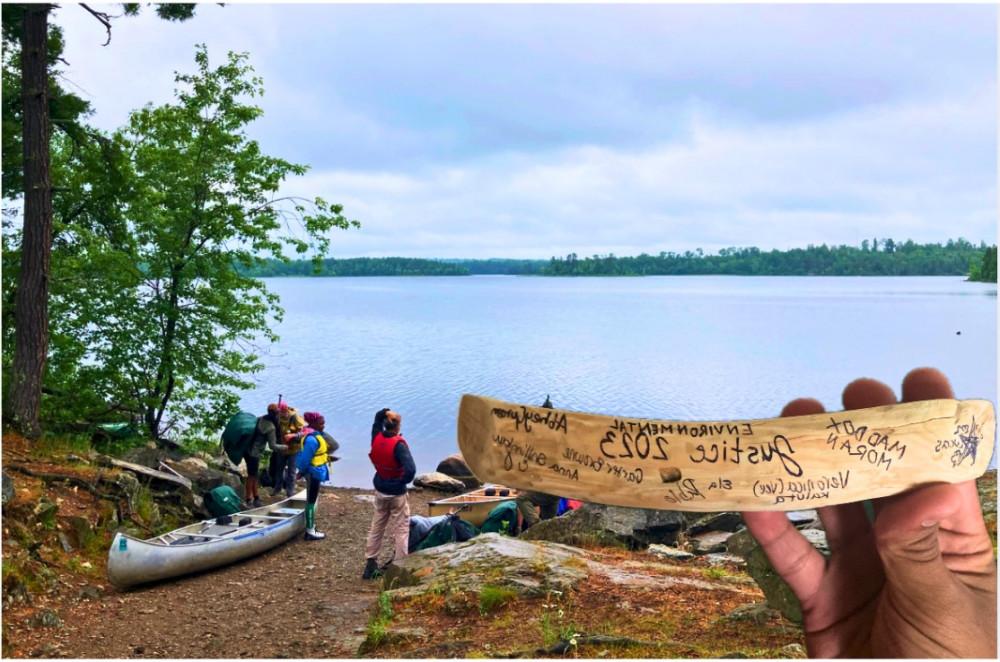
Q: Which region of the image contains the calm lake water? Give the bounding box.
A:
[238,276,997,487]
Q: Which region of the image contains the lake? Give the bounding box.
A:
[238,276,997,487]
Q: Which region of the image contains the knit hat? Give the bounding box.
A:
[303,411,325,428]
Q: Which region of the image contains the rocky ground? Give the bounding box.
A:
[2,431,995,659]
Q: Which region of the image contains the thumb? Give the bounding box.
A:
[873,483,963,596]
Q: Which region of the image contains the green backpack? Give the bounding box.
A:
[204,485,243,517]
[480,501,519,536]
[221,411,258,465]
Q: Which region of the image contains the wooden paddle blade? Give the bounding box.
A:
[457,395,995,512]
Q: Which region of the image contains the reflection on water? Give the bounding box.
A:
[239,276,998,487]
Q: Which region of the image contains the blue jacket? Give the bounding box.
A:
[295,433,331,483]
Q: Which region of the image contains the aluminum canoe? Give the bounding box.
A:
[427,484,519,527]
[107,490,307,589]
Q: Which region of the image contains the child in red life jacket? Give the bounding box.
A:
[363,408,416,579]
[295,412,340,541]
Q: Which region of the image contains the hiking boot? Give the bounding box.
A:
[304,528,326,541]
[362,557,380,580]
[251,497,262,508]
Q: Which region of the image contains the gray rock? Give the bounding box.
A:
[64,516,94,549]
[647,544,694,561]
[2,471,14,506]
[704,553,746,566]
[727,528,830,623]
[30,609,62,628]
[725,603,780,625]
[353,494,376,504]
[412,472,465,493]
[384,532,590,599]
[689,530,734,555]
[785,510,818,526]
[435,453,481,489]
[521,503,686,549]
[162,458,241,494]
[57,532,75,553]
[687,512,744,535]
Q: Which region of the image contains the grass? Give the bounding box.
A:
[701,566,731,580]
[32,433,92,458]
[478,585,517,615]
[363,591,395,651]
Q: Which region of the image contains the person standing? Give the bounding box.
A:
[244,403,288,508]
[363,408,416,579]
[295,411,336,540]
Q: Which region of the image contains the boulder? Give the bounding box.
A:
[688,530,734,555]
[687,512,744,536]
[521,503,686,549]
[727,528,830,623]
[435,453,481,489]
[785,510,819,527]
[2,471,14,506]
[647,544,694,561]
[383,533,590,599]
[412,472,465,493]
[162,458,241,494]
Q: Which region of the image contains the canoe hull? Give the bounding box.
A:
[427,486,519,527]
[107,492,307,589]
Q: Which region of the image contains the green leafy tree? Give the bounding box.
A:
[2,2,201,437]
[47,47,357,438]
[968,245,997,283]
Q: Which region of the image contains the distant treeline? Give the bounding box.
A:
[239,240,997,280]
[243,257,469,277]
[545,239,994,277]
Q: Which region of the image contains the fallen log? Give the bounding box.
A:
[96,456,192,491]
[3,463,119,501]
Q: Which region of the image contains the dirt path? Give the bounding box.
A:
[11,487,437,659]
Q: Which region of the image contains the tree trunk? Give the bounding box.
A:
[10,4,53,439]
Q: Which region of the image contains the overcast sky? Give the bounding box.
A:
[54,3,997,259]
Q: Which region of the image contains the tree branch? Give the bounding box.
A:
[79,4,113,46]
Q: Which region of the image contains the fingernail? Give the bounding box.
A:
[921,519,938,528]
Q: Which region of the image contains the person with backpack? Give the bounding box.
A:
[295,411,336,541]
[241,403,288,508]
[363,408,416,579]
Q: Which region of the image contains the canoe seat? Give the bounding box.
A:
[269,508,304,516]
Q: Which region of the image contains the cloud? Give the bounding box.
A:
[283,85,996,258]
[49,4,996,257]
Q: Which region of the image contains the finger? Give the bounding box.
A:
[873,482,965,594]
[739,397,828,603]
[901,366,955,401]
[825,378,899,532]
[742,510,825,604]
[840,378,898,520]
[898,367,992,567]
[842,377,897,410]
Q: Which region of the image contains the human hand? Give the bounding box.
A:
[741,367,997,658]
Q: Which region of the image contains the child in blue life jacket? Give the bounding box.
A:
[295,411,340,541]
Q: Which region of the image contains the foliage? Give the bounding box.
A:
[37,47,356,439]
[544,239,990,276]
[968,245,997,283]
[363,590,395,650]
[242,255,468,277]
[478,584,517,615]
[237,241,990,278]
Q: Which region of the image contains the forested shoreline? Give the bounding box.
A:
[242,240,998,280]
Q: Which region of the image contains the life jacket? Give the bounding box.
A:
[369,432,406,479]
[307,432,329,467]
